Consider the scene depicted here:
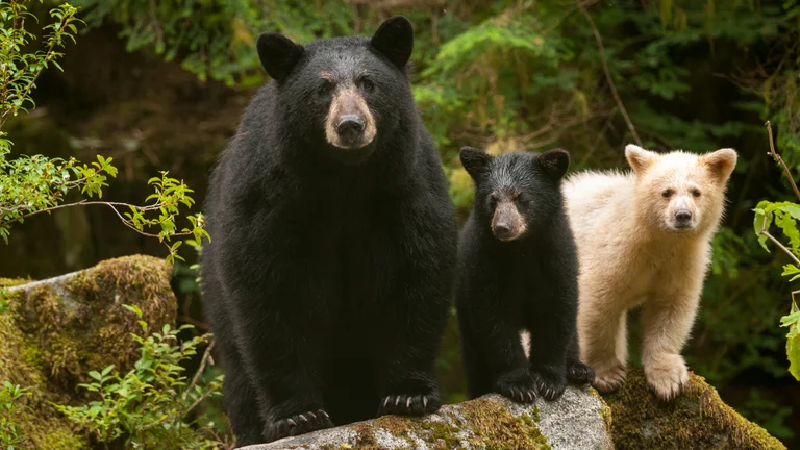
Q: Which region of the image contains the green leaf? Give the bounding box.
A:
[783,301,800,380]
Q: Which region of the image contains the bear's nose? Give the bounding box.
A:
[493,223,513,240]
[675,209,693,227]
[337,115,365,136]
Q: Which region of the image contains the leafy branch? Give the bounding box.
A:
[0,1,208,264]
[753,120,800,381]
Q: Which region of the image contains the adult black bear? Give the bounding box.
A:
[455,148,594,404]
[200,17,456,445]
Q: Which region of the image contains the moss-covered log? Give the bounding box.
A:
[0,255,177,450]
[604,368,786,450]
[238,388,612,450]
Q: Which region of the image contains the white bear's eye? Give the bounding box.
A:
[661,189,674,198]
[692,189,702,198]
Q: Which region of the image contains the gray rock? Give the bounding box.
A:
[238,386,612,450]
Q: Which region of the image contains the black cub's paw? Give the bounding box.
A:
[531,371,567,401]
[262,409,334,443]
[378,381,442,417]
[494,369,537,404]
[567,361,596,385]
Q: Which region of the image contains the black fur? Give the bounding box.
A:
[201,16,456,446]
[455,148,594,404]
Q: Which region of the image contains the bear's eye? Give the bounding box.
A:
[489,193,499,208]
[692,189,702,198]
[318,80,334,95]
[359,78,375,93]
[661,189,674,199]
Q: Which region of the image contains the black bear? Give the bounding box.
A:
[200,16,456,445]
[454,147,594,403]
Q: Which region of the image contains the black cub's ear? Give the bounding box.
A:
[537,148,570,180]
[257,32,304,82]
[460,147,493,179]
[371,16,414,70]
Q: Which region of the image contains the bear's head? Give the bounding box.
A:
[624,144,737,234]
[460,147,571,242]
[256,16,416,165]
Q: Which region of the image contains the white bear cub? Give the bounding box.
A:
[563,144,736,400]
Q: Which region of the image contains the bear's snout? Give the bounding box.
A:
[492,201,527,242]
[325,87,377,151]
[673,208,694,229]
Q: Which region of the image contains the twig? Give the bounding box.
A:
[183,340,216,403]
[578,4,643,147]
[765,120,800,202]
[759,197,800,266]
[4,200,194,239]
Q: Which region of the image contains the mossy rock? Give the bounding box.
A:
[239,387,612,450]
[0,255,177,450]
[603,368,786,450]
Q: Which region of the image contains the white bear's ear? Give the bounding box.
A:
[459,146,492,179]
[625,144,658,174]
[537,148,570,180]
[257,32,304,82]
[702,148,737,182]
[371,16,414,70]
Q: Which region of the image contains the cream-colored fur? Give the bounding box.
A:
[564,145,736,400]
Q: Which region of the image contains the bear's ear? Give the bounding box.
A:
[625,144,658,174]
[371,16,414,70]
[460,147,492,179]
[702,148,737,182]
[257,32,304,82]
[537,148,570,180]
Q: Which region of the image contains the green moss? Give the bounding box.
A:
[0,255,177,450]
[342,397,549,450]
[0,277,31,287]
[589,387,613,432]
[459,398,550,450]
[603,368,785,450]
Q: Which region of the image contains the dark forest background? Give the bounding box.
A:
[3,0,800,447]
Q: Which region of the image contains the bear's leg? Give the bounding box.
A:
[641,286,700,400]
[376,266,453,416]
[526,313,570,401]
[217,339,264,446]
[223,279,335,443]
[458,317,494,399]
[579,295,628,393]
[566,330,595,385]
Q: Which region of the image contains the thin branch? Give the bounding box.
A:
[183,340,216,403]
[761,228,800,267]
[759,208,800,267]
[578,3,643,147]
[3,199,193,239]
[765,120,800,202]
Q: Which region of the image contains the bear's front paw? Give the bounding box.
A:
[530,370,567,401]
[567,361,596,385]
[262,409,334,443]
[644,354,689,401]
[378,381,441,417]
[593,364,626,393]
[494,369,537,404]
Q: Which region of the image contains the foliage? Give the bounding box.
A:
[752,123,800,381]
[0,381,29,450]
[0,0,208,264]
[55,304,228,450]
[0,0,80,147]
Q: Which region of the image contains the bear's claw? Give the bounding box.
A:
[263,409,333,443]
[531,371,567,401]
[494,369,537,404]
[567,361,596,385]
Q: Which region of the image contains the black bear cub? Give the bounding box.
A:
[201,16,456,446]
[455,147,594,403]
